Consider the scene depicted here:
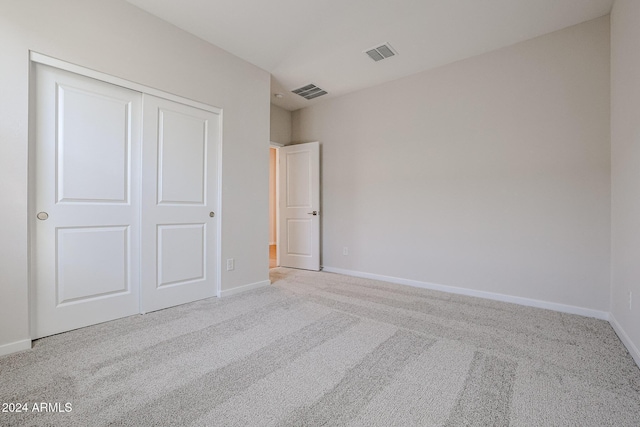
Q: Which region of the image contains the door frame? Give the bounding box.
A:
[28,52,224,337]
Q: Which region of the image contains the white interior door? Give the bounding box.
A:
[141,95,220,313]
[278,141,320,271]
[32,65,142,338]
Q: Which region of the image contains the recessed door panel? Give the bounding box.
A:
[57,85,130,204]
[286,219,312,256]
[33,64,141,339]
[57,226,129,305]
[158,109,207,205]
[286,151,312,208]
[157,224,205,287]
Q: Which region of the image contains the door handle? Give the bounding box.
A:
[307,211,318,216]
[209,212,215,218]
[37,212,49,220]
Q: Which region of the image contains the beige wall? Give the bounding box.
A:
[270,104,292,145]
[611,0,640,362]
[293,17,611,312]
[0,0,270,354]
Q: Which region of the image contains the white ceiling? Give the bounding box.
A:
[126,0,613,111]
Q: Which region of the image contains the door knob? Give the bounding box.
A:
[37,212,49,220]
[209,212,215,218]
[307,211,318,216]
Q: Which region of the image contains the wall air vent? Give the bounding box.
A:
[365,43,397,62]
[292,83,328,100]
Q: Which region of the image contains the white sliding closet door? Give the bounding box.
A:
[140,95,220,313]
[32,65,142,338]
[32,60,222,338]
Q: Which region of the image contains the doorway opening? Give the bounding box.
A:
[269,145,279,269]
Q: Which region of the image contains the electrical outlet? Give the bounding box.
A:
[226,258,234,271]
[343,247,349,256]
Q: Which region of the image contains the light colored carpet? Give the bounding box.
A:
[1,267,639,426]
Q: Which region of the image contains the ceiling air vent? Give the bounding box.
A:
[365,43,397,62]
[292,84,328,100]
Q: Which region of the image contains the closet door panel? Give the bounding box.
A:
[141,95,220,313]
[33,65,142,338]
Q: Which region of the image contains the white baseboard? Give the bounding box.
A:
[609,313,640,368]
[0,339,31,357]
[321,266,610,320]
[219,279,270,297]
